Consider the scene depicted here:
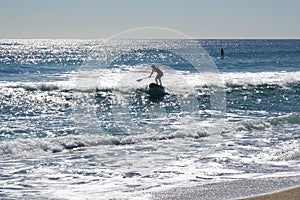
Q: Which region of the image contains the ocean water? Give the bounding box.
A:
[0,39,299,199]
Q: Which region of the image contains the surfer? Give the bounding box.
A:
[220,48,224,59]
[149,64,163,86]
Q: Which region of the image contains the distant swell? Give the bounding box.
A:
[269,113,300,126]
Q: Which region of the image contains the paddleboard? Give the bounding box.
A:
[146,83,165,98]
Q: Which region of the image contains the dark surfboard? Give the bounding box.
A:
[146,83,165,98]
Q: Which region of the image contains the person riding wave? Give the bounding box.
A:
[149,64,163,86]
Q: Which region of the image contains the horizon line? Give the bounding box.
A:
[0,37,299,40]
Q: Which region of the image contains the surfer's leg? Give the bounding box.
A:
[158,78,162,86]
[156,73,163,86]
[155,75,160,84]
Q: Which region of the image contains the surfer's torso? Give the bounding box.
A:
[152,67,163,75]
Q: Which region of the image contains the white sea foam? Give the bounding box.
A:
[1,70,299,94]
[1,122,298,199]
[221,71,300,86]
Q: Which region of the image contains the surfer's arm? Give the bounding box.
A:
[149,68,155,78]
[149,71,153,78]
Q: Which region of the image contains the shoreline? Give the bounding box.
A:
[238,185,300,200]
[151,176,300,200]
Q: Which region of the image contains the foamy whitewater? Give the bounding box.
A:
[0,39,299,199]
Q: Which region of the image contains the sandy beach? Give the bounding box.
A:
[239,186,300,200]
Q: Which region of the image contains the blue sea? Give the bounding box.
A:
[0,39,299,199]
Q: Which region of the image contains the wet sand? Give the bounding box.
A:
[238,186,300,200]
[152,176,300,200]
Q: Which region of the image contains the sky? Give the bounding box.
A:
[0,0,299,39]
